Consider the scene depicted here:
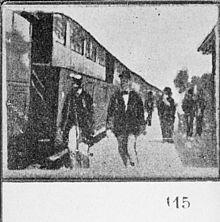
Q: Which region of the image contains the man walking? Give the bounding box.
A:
[195,89,206,137]
[145,91,154,126]
[182,88,195,138]
[58,73,94,168]
[157,87,176,143]
[106,70,145,167]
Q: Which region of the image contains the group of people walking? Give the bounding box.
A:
[156,85,206,143]
[181,88,206,138]
[55,70,206,169]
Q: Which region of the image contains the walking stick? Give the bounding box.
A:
[134,135,139,165]
[74,104,82,168]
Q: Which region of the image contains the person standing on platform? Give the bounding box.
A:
[145,91,154,126]
[106,70,145,167]
[58,73,94,168]
[156,91,163,125]
[195,89,206,137]
[182,88,195,138]
[157,87,176,143]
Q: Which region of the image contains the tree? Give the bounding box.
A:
[191,76,201,87]
[173,69,189,92]
[191,73,216,133]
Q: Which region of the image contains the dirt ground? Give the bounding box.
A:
[3,111,218,180]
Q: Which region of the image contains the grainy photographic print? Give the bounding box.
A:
[2,2,220,180]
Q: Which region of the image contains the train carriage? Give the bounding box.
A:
[5,10,161,169]
[6,11,118,169]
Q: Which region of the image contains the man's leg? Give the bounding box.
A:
[68,126,91,168]
[195,117,199,136]
[185,115,190,137]
[189,115,194,137]
[68,126,77,153]
[196,116,203,136]
[117,134,128,167]
[163,119,170,142]
[160,118,166,141]
[125,134,135,166]
[147,111,153,126]
[67,126,77,168]
[167,120,174,143]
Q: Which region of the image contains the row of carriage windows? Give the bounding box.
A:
[53,14,106,67]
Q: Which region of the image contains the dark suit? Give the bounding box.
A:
[60,90,94,145]
[182,95,195,137]
[145,97,154,126]
[195,96,206,136]
[107,90,145,166]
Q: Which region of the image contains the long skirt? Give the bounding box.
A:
[160,118,174,142]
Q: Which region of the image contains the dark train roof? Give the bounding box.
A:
[131,71,161,92]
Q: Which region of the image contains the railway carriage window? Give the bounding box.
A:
[85,39,91,58]
[98,48,106,67]
[53,14,66,45]
[85,39,98,62]
[91,45,97,62]
[70,24,84,55]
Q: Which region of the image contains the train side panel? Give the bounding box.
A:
[57,68,117,135]
[51,14,106,81]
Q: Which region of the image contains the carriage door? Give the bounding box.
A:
[28,13,59,142]
[105,53,114,84]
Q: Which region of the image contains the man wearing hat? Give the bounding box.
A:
[157,87,176,143]
[58,73,94,168]
[106,70,145,167]
[182,87,196,138]
[145,91,154,126]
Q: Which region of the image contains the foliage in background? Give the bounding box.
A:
[174,72,217,167]
[173,69,189,91]
[191,73,216,134]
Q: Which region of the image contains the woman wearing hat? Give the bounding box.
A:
[157,87,176,143]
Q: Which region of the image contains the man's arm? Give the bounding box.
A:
[170,98,176,121]
[157,98,164,117]
[136,94,146,134]
[106,94,116,130]
[139,97,145,124]
[85,92,94,115]
[59,93,70,130]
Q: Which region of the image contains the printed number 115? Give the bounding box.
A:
[167,196,190,209]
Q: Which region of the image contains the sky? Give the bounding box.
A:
[4,4,218,98]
